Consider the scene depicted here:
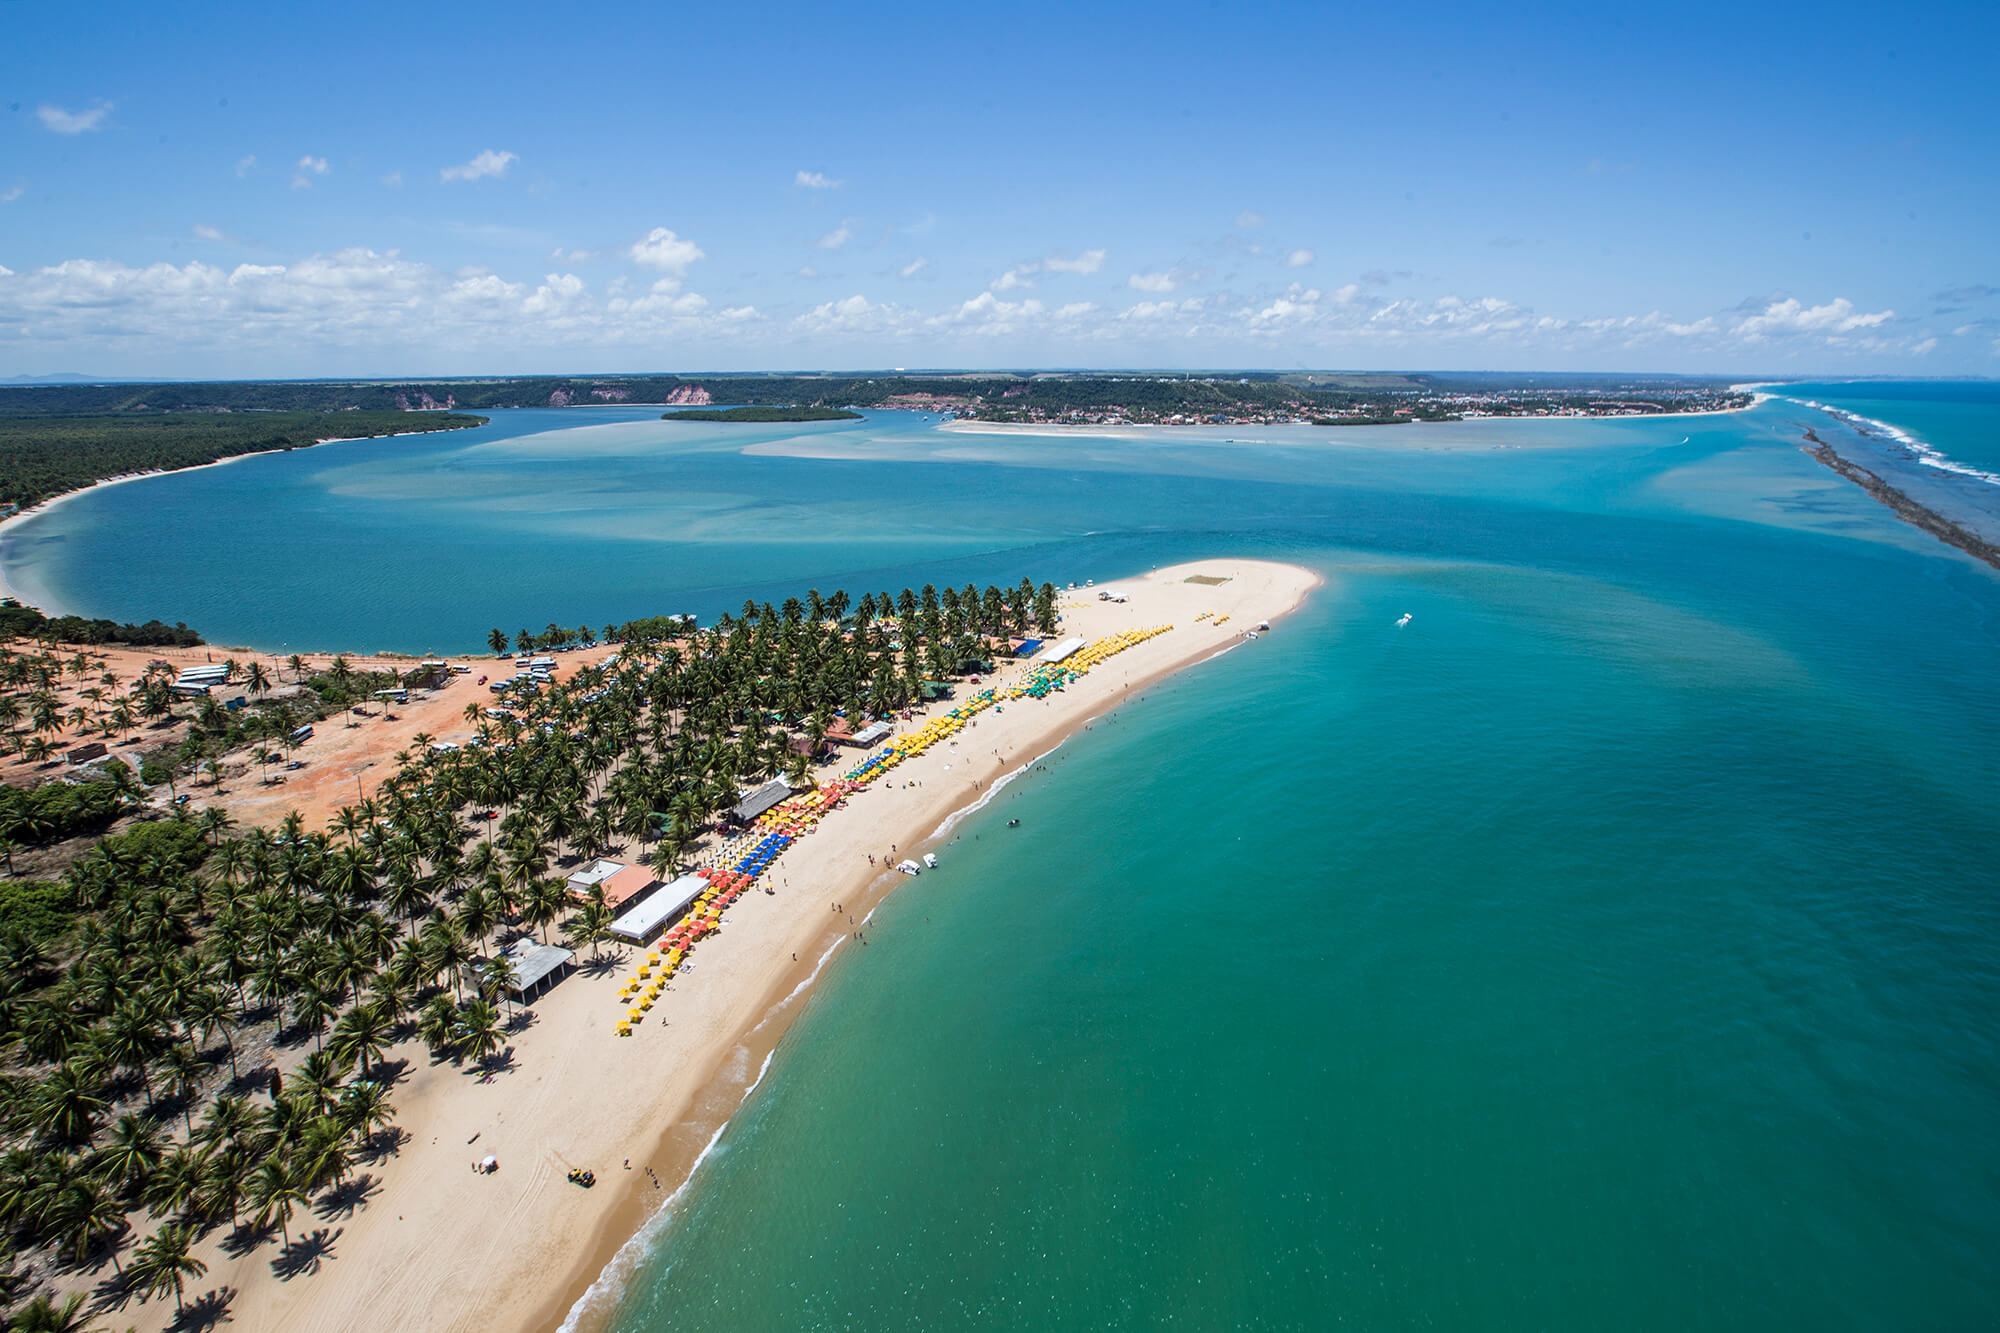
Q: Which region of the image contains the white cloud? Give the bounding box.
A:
[793,294,891,336]
[1286,248,1315,268]
[817,223,854,249]
[521,272,585,316]
[0,246,1952,374]
[291,156,330,190]
[381,171,404,188]
[1,185,23,205]
[899,257,929,278]
[1128,271,1179,293]
[235,155,258,178]
[796,265,819,278]
[38,102,112,135]
[441,149,518,183]
[795,170,841,189]
[192,224,227,242]
[991,248,1106,291]
[1734,296,1894,339]
[1045,249,1106,275]
[550,246,596,264]
[1236,211,1264,229]
[629,227,705,273]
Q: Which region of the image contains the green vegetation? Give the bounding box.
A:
[0,372,1751,440]
[663,405,862,423]
[0,410,486,511]
[0,599,201,649]
[0,880,71,947]
[0,573,1065,1315]
[0,774,131,847]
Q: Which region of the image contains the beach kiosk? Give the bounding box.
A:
[607,874,710,946]
[729,778,794,827]
[565,859,659,909]
[495,938,576,1004]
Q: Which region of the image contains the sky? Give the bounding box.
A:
[3,0,1997,378]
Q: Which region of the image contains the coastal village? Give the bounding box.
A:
[0,562,1314,1331]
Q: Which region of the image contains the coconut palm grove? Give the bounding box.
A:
[0,578,1060,1318]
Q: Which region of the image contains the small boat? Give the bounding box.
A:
[923,853,938,869]
[1007,819,1020,827]
[1395,613,1413,628]
[897,859,922,876]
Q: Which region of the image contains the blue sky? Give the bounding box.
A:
[3,0,1996,377]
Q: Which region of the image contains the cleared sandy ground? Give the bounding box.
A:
[64,559,1320,1333]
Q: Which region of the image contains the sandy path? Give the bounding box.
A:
[84,559,1320,1333]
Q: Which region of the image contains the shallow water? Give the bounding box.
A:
[10,393,2000,1330]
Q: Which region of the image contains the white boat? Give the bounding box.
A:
[1395,613,1413,627]
[897,859,922,876]
[922,853,938,869]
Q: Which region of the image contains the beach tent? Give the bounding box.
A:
[607,875,711,945]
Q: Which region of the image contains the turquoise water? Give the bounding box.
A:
[10,394,2000,1329]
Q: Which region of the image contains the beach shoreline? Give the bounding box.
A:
[0,426,478,612]
[106,559,1318,1333]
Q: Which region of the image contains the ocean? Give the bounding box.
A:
[9,387,2000,1329]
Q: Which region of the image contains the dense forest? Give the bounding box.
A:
[0,602,202,650]
[0,412,486,512]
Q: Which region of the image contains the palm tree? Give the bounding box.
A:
[247,660,271,697]
[48,1174,125,1268]
[335,1080,397,1145]
[32,1063,107,1144]
[94,1113,165,1202]
[127,1222,208,1313]
[329,1002,391,1077]
[6,1291,99,1333]
[452,998,505,1067]
[143,1144,208,1222]
[248,1157,308,1245]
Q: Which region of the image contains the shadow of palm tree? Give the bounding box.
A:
[227,1066,278,1098]
[219,1218,273,1258]
[357,1125,410,1166]
[167,1285,237,1332]
[88,1265,137,1310]
[471,1046,519,1080]
[313,1173,380,1220]
[270,1226,341,1280]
